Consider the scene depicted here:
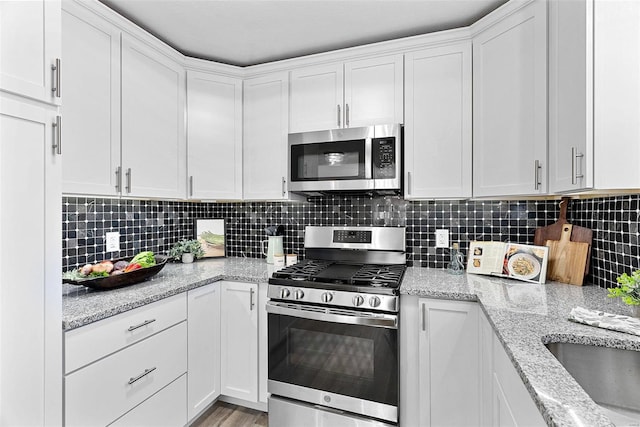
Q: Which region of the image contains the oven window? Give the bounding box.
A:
[290,140,366,182]
[269,313,398,406]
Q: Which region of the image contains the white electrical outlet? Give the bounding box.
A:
[435,229,449,248]
[105,232,120,252]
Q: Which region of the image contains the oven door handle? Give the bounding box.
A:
[266,302,398,329]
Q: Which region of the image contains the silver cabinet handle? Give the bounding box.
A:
[345,103,350,127]
[189,175,194,197]
[127,318,156,332]
[337,104,341,128]
[51,58,61,97]
[534,160,541,190]
[128,367,156,385]
[281,176,286,197]
[571,147,584,185]
[421,303,426,332]
[250,287,255,311]
[125,168,132,193]
[115,166,122,193]
[52,115,61,155]
[407,171,412,196]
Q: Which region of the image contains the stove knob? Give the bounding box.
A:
[321,292,333,303]
[369,296,381,308]
[352,295,364,307]
[294,289,305,300]
[280,288,291,299]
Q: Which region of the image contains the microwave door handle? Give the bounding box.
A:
[266,302,397,329]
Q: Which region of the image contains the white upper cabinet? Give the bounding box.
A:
[121,34,186,199]
[472,0,548,197]
[549,0,640,192]
[61,3,121,196]
[344,55,404,128]
[289,63,343,132]
[0,0,61,105]
[243,72,296,201]
[187,70,242,200]
[289,55,403,133]
[404,42,472,199]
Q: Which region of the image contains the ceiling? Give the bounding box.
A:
[99,0,508,67]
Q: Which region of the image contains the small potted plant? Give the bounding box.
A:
[169,239,205,263]
[607,270,640,317]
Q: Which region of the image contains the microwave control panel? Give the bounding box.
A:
[372,137,396,179]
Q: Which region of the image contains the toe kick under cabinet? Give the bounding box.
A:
[64,294,188,427]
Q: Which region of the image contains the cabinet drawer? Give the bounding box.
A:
[65,293,187,373]
[65,321,187,427]
[111,374,187,427]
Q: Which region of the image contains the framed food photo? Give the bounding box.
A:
[194,218,226,258]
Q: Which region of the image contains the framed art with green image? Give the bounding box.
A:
[194,218,226,258]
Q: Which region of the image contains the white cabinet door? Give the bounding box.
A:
[344,54,403,128]
[473,0,547,197]
[404,43,472,199]
[243,72,291,200]
[418,298,479,426]
[479,309,494,426]
[187,283,221,422]
[0,0,61,104]
[121,34,186,199]
[593,0,640,190]
[61,4,121,196]
[492,337,545,427]
[0,96,62,426]
[220,281,259,402]
[187,71,242,200]
[289,63,343,132]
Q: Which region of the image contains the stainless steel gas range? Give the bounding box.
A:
[267,226,406,427]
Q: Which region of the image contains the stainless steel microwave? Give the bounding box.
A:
[288,124,402,195]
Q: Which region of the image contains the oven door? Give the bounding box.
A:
[267,301,398,423]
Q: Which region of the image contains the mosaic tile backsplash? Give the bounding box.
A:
[62,194,640,288]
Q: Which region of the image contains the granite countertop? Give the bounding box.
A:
[62,257,272,330]
[62,258,640,427]
[401,268,640,427]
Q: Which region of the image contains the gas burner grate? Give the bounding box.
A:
[271,259,332,281]
[351,264,406,287]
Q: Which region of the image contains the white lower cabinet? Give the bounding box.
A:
[187,283,221,422]
[479,310,545,427]
[220,281,259,402]
[111,375,187,427]
[64,295,188,427]
[401,297,544,427]
[418,298,479,426]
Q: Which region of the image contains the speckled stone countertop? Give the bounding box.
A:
[62,257,272,330]
[402,268,640,427]
[63,259,640,427]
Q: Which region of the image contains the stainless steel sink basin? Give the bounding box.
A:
[545,342,640,425]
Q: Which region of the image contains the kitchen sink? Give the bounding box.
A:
[545,342,640,425]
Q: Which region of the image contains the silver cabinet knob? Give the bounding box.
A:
[280,288,291,299]
[294,289,305,300]
[369,296,381,308]
[321,292,333,303]
[352,295,364,307]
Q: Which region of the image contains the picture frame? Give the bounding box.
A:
[194,218,226,258]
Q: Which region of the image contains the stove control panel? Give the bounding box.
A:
[267,286,398,313]
[333,229,372,244]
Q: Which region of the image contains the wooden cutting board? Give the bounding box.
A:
[545,224,590,286]
[534,197,592,276]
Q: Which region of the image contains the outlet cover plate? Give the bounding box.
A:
[105,232,120,252]
[435,229,449,248]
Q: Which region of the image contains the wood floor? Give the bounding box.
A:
[193,402,268,427]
